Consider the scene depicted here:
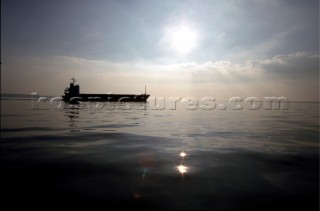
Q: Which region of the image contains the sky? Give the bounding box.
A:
[1,0,319,101]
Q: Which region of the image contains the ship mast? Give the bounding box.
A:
[71,77,76,85]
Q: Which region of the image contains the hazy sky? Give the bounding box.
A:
[1,0,319,100]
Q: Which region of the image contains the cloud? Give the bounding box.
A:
[217,32,226,40]
[1,52,318,100]
[189,52,319,83]
[257,52,319,77]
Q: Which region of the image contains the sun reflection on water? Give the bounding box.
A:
[180,151,187,158]
[177,150,189,175]
[177,165,188,174]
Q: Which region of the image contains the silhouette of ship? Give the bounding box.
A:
[62,77,150,102]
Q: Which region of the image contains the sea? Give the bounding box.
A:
[1,96,319,210]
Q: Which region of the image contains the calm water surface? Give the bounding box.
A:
[1,100,319,210]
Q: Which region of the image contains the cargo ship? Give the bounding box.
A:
[62,77,150,102]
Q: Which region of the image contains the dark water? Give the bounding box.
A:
[1,100,319,210]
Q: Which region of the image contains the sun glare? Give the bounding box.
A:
[180,151,187,158]
[164,23,198,56]
[177,165,188,174]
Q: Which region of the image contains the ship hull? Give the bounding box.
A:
[62,94,150,102]
[62,78,149,103]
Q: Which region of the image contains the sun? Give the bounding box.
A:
[163,23,198,56]
[170,25,197,54]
